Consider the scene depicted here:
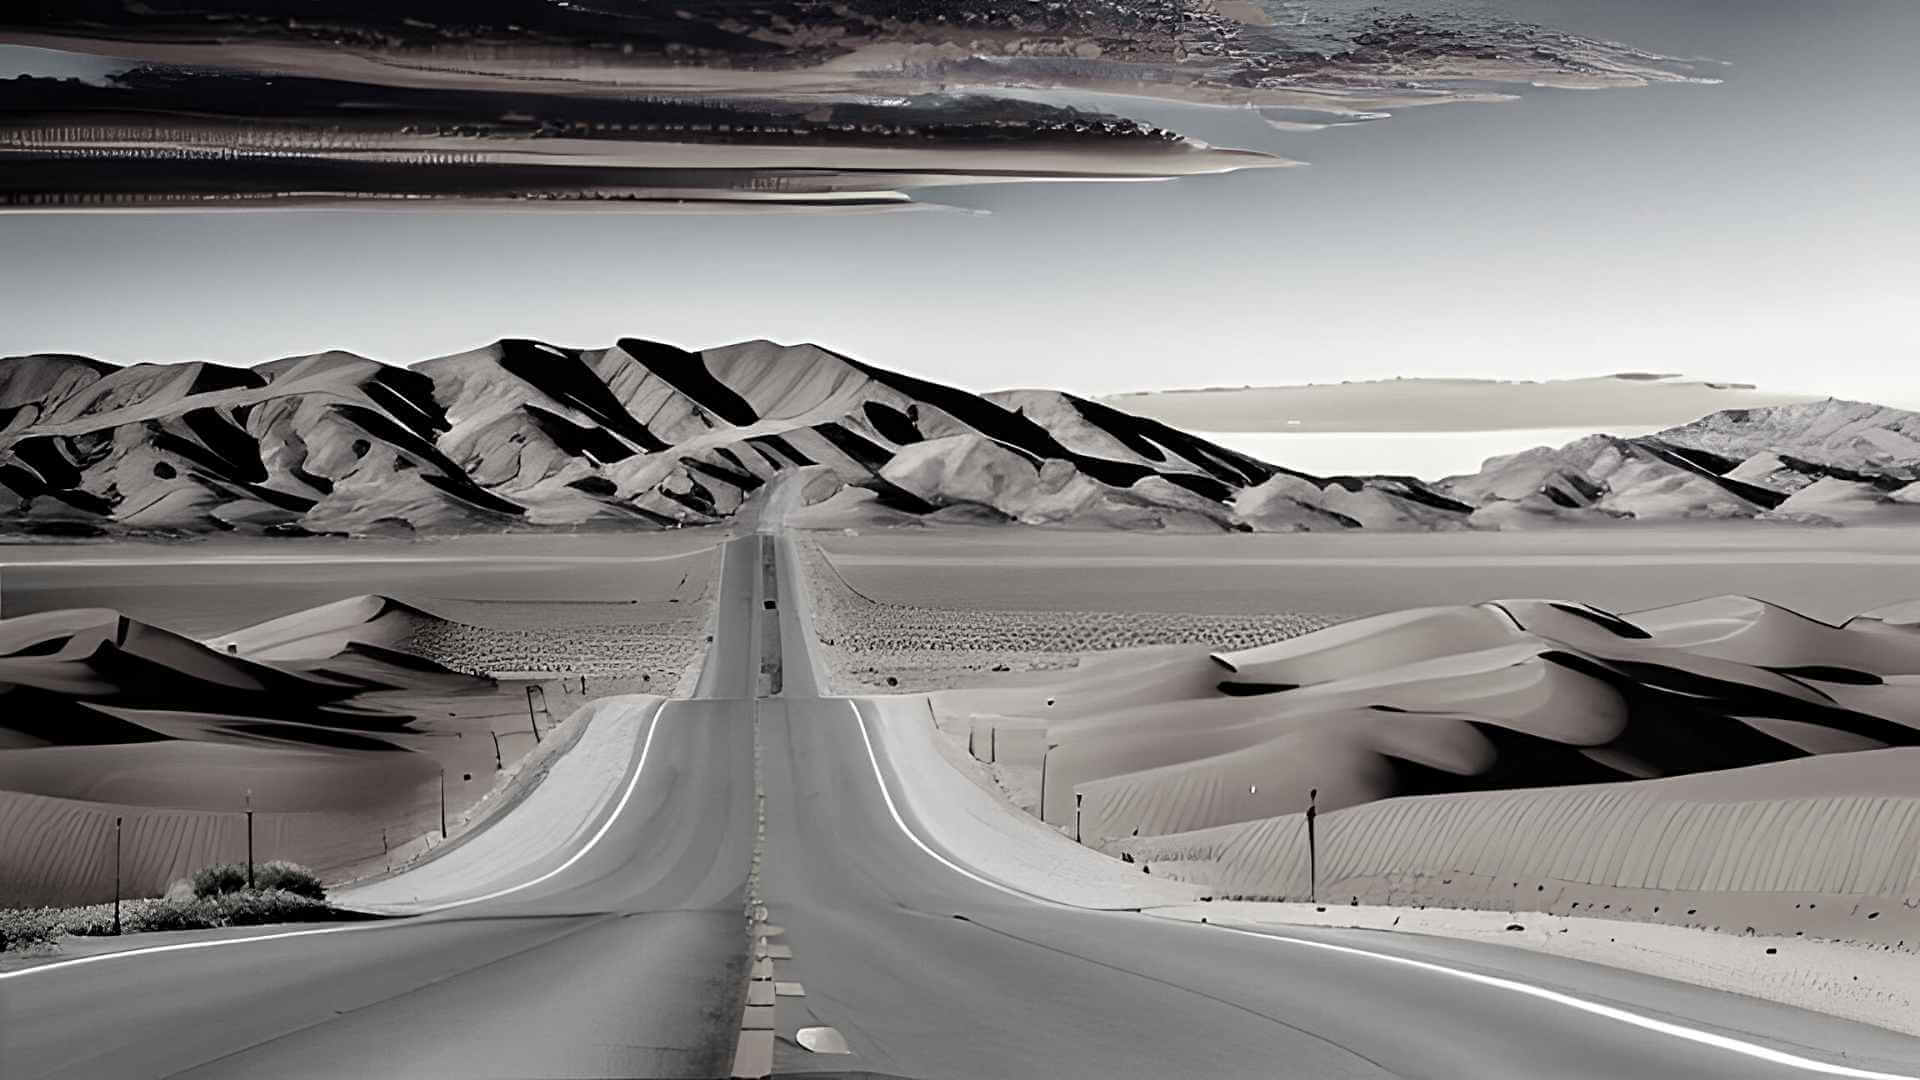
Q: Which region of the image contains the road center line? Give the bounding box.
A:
[847,699,1920,1080]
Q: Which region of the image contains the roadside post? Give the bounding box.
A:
[1038,742,1059,822]
[244,789,255,890]
[1306,787,1318,905]
[113,815,123,936]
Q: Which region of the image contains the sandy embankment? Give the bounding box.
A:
[335,696,662,912]
[794,534,1920,1034]
[0,548,721,908]
[854,692,1920,1037]
[1153,901,1920,1038]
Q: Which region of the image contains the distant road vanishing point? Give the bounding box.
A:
[3,482,1919,1080]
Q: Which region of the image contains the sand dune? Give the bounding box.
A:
[212,593,442,662]
[912,586,1920,954]
[0,596,612,906]
[932,593,1920,847]
[1122,749,1920,946]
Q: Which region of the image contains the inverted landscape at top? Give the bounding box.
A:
[0,1,1717,209]
[2,340,1916,538]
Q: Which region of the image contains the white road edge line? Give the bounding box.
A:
[0,701,667,983]
[847,700,1920,1080]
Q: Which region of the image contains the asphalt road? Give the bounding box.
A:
[0,534,765,1080]
[750,496,1920,1080]
[4,487,1920,1079]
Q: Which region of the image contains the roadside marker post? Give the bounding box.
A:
[1306,787,1318,905]
[244,789,255,890]
[112,815,123,936]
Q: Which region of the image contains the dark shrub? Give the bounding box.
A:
[190,861,325,901]
[5,884,351,952]
[0,909,65,951]
[190,863,251,898]
[254,861,326,901]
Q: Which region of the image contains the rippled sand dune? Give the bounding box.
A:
[926,591,1920,941]
[0,575,713,906]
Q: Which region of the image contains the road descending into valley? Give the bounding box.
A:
[4,484,1920,1080]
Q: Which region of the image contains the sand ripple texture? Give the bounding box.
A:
[1125,750,1920,948]
[796,537,1334,690]
[0,576,717,905]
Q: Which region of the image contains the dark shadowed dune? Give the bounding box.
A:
[940,593,1920,843]
[0,594,580,905]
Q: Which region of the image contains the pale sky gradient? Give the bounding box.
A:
[0,0,1913,405]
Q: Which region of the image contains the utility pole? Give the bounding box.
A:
[440,770,448,839]
[244,789,255,890]
[1039,744,1057,823]
[1306,787,1318,905]
[491,730,503,770]
[526,685,542,743]
[1074,792,1083,844]
[113,816,123,936]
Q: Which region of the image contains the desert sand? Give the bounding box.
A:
[812,521,1920,623]
[783,536,1920,1036]
[0,539,720,907]
[797,534,1332,691]
[792,524,1920,1026]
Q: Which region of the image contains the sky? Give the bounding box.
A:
[0,0,1914,404]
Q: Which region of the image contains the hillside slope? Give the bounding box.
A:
[6,344,1917,535]
[0,339,1471,536]
[1443,399,1920,527]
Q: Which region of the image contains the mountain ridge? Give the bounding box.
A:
[2,344,1916,537]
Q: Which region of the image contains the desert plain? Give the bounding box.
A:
[3,343,1918,1072]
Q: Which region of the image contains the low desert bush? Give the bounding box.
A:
[191,860,326,901]
[4,891,342,948]
[2,862,343,952]
[188,862,250,898]
[0,908,66,952]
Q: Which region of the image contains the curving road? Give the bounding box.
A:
[752,513,1920,1080]
[0,533,765,1080]
[3,484,1919,1079]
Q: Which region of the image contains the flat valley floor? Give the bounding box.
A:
[811,522,1920,623]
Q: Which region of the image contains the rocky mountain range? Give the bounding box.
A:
[1,340,1915,537]
[1446,400,1920,528]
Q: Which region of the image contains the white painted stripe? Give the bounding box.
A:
[847,700,1920,1080]
[0,702,666,983]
